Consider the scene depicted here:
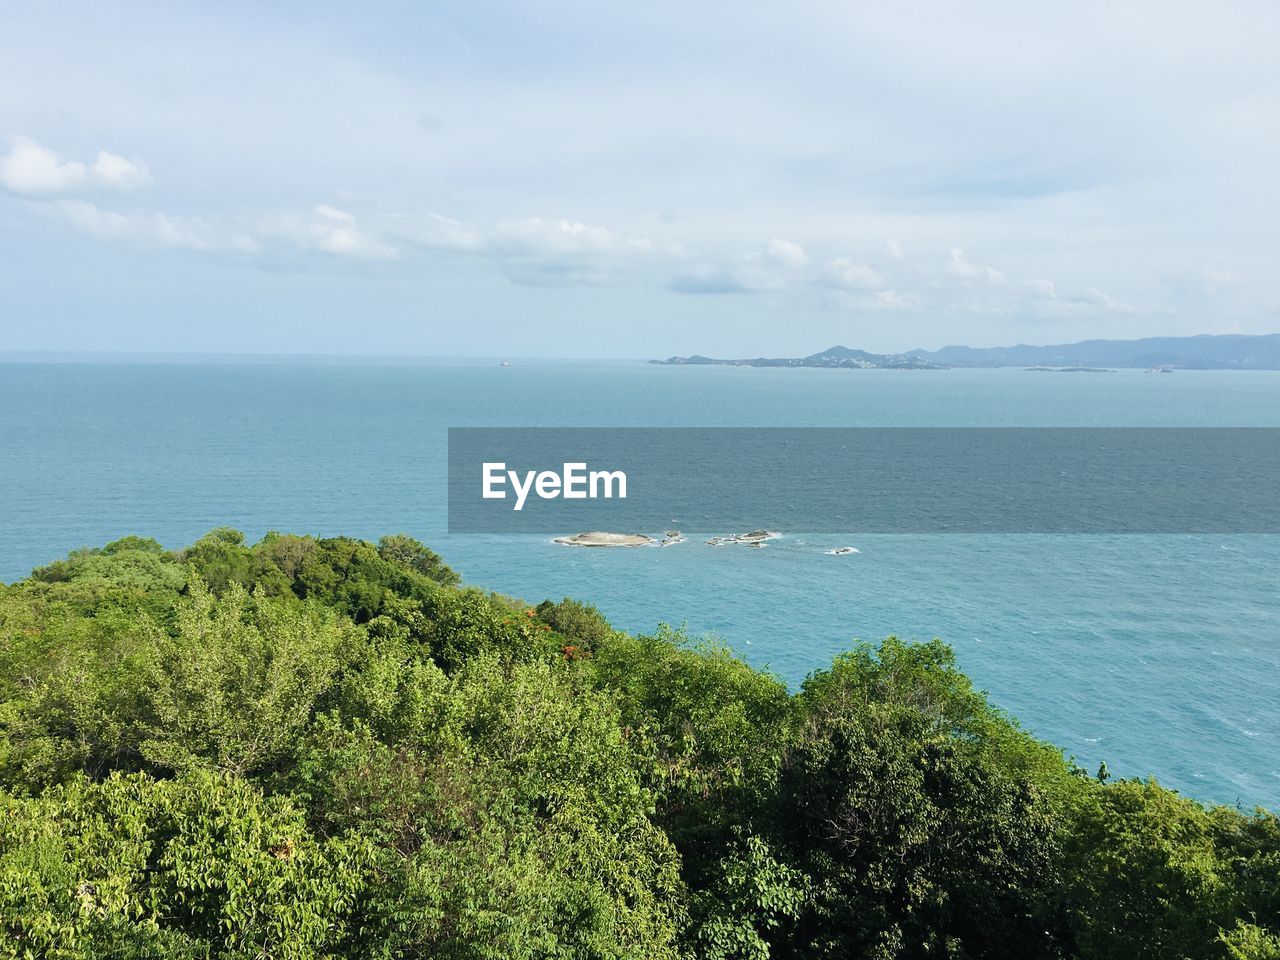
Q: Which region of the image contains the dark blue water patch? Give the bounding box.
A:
[448,427,1280,533]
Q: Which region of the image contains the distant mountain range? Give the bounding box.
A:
[652,333,1280,370]
[652,345,944,370]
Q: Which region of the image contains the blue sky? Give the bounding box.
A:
[2,1,1278,357]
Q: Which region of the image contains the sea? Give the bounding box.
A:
[2,359,1278,810]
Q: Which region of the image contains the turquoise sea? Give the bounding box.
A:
[2,360,1278,809]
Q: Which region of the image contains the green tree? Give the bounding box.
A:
[1061,778,1280,960]
[138,581,358,777]
[0,770,374,959]
[377,533,460,586]
[1,532,1278,960]
[770,638,1066,959]
[176,527,253,594]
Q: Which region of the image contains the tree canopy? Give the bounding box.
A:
[0,530,1276,959]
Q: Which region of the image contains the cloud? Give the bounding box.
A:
[37,187,658,276]
[0,136,87,193]
[386,212,484,252]
[381,212,656,284]
[1031,279,1059,300]
[7,2,1280,351]
[825,257,883,290]
[53,198,397,260]
[3,133,1140,315]
[763,237,808,267]
[875,289,918,310]
[387,213,660,285]
[669,265,760,294]
[0,135,148,194]
[90,150,149,189]
[945,247,1005,284]
[501,262,615,287]
[1030,278,1125,311]
[256,204,399,259]
[314,203,355,224]
[54,199,257,252]
[1065,286,1117,308]
[672,239,812,295]
[38,176,1138,320]
[823,284,919,314]
[814,247,1131,323]
[490,217,651,256]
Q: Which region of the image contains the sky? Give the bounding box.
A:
[1,1,1279,358]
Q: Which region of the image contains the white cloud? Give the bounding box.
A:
[491,217,645,255]
[54,197,397,260]
[314,203,355,224]
[383,212,657,264]
[55,199,257,252]
[0,136,87,193]
[0,136,148,194]
[875,289,918,310]
[1030,278,1124,311]
[674,239,813,294]
[1031,279,1059,299]
[945,247,1005,284]
[257,205,399,259]
[825,257,883,290]
[385,212,484,252]
[54,196,397,260]
[1065,286,1119,309]
[885,238,905,259]
[39,179,1139,319]
[763,237,808,267]
[89,149,149,189]
[35,189,660,275]
[381,212,660,284]
[486,217,655,285]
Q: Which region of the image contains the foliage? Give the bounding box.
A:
[0,770,373,959]
[0,530,1276,958]
[688,831,810,960]
[1220,923,1280,960]
[1061,780,1280,960]
[775,639,1064,958]
[535,597,615,649]
[376,533,460,587]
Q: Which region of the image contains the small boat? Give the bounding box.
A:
[499,360,511,367]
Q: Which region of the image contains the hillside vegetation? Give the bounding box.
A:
[0,529,1277,959]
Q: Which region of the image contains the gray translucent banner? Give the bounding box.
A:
[447,428,1280,533]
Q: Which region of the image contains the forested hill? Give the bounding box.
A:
[651,345,944,368]
[655,333,1280,369]
[910,332,1280,369]
[1,529,1277,958]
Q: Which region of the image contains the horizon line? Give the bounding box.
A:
[3,330,1279,366]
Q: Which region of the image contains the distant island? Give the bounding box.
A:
[652,332,1280,370]
[652,345,944,369]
